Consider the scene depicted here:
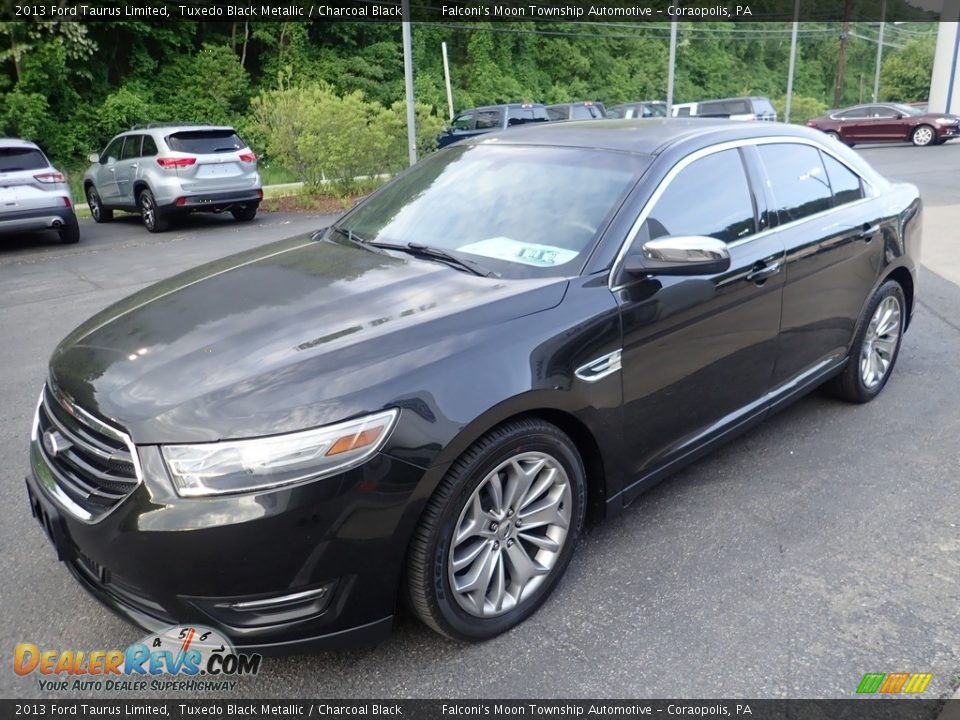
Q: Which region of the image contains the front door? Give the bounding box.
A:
[615,147,785,492]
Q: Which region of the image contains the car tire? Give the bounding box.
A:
[405,418,586,642]
[138,189,169,233]
[825,131,841,142]
[826,280,906,404]
[58,215,80,244]
[231,203,258,222]
[911,124,936,147]
[86,186,112,223]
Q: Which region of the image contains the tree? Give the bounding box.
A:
[880,37,935,102]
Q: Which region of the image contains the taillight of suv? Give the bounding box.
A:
[239,152,257,163]
[156,157,197,169]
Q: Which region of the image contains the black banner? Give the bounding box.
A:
[0,700,958,720]
[0,0,952,24]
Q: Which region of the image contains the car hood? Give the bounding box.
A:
[49,234,567,444]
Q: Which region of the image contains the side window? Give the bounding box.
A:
[871,106,899,118]
[141,135,158,157]
[757,144,833,224]
[546,107,568,121]
[642,149,756,245]
[572,105,593,120]
[839,107,867,119]
[119,135,141,160]
[101,138,123,164]
[820,151,864,207]
[452,113,474,131]
[676,107,691,117]
[475,109,502,130]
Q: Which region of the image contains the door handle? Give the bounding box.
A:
[858,223,880,241]
[109,168,116,173]
[131,163,138,169]
[745,262,782,283]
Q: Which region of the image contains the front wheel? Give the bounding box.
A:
[406,419,586,641]
[826,280,906,403]
[825,130,841,142]
[86,186,112,223]
[912,124,936,147]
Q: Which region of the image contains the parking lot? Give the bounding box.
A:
[1,144,958,699]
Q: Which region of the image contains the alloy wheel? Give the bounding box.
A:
[448,451,572,618]
[139,193,155,230]
[860,295,901,389]
[87,189,101,221]
[913,126,934,146]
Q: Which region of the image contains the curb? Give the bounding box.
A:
[937,686,960,720]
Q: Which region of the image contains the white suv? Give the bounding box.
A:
[83,125,262,233]
[0,138,79,244]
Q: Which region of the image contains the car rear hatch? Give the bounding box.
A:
[0,147,67,214]
[161,129,258,194]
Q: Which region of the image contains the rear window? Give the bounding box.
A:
[0,147,48,172]
[165,130,246,154]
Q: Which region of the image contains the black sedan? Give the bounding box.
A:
[26,119,920,648]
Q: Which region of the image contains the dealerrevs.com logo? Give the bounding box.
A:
[14,625,262,692]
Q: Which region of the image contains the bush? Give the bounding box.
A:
[247,82,445,196]
[880,38,935,103]
[773,95,828,124]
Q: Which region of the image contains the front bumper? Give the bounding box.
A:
[26,438,429,651]
[0,206,75,234]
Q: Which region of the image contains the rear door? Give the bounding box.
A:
[616,146,785,491]
[756,141,882,388]
[164,129,257,195]
[94,138,124,202]
[0,145,62,215]
[114,135,142,206]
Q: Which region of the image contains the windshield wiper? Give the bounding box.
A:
[367,241,497,278]
[329,225,367,247]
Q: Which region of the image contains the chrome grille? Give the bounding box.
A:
[35,385,140,520]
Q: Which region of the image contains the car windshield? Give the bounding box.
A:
[0,147,47,172]
[892,104,925,116]
[336,144,647,279]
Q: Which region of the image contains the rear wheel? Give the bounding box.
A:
[912,124,935,147]
[825,130,841,142]
[826,280,906,403]
[58,215,80,244]
[86,186,112,223]
[138,189,169,233]
[406,419,586,641]
[231,203,258,222]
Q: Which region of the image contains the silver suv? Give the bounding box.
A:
[83,125,262,233]
[0,138,79,244]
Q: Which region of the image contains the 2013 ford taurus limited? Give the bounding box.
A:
[26,119,920,649]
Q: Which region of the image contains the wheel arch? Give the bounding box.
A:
[884,265,915,329]
[132,179,151,199]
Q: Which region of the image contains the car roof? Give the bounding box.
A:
[471,118,830,156]
[0,137,42,149]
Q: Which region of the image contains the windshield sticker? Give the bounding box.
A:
[458,237,578,267]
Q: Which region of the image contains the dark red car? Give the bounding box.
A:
[807,103,960,147]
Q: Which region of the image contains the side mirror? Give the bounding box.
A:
[624,236,731,277]
[87,153,99,164]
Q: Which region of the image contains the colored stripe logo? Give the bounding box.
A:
[857,672,932,694]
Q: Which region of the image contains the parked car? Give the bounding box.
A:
[437,104,549,148]
[671,102,698,117]
[0,138,79,244]
[545,101,606,121]
[83,125,262,233]
[27,119,919,649]
[807,103,960,147]
[607,101,668,119]
[695,96,777,121]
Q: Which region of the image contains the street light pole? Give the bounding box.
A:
[785,0,800,122]
[873,0,887,102]
[666,9,678,109]
[401,0,417,167]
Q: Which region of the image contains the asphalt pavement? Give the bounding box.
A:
[1,147,958,700]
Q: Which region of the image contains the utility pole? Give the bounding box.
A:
[401,0,417,166]
[833,0,853,108]
[785,0,800,122]
[873,0,887,102]
[666,4,678,110]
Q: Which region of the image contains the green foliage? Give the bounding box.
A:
[153,44,250,125]
[773,95,828,124]
[248,82,446,196]
[880,38,935,102]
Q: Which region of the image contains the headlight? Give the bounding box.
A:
[934,117,958,125]
[162,409,398,497]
